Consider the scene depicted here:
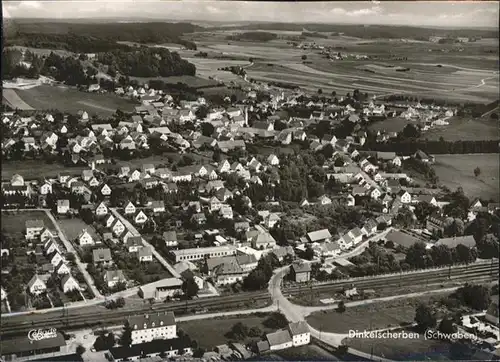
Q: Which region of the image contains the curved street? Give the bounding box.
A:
[268,266,395,362]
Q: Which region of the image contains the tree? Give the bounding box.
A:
[263,312,288,329]
[317,88,323,95]
[229,322,249,340]
[402,124,421,139]
[303,245,315,260]
[301,55,307,61]
[336,300,346,313]
[438,316,457,335]
[182,277,200,299]
[200,122,214,137]
[76,345,86,355]
[248,326,262,337]
[474,167,481,177]
[331,91,337,97]
[415,303,436,331]
[120,322,132,346]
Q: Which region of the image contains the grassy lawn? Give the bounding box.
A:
[57,217,98,243]
[344,329,453,361]
[2,160,87,181]
[432,153,499,201]
[422,117,499,142]
[1,210,54,238]
[178,313,276,350]
[129,75,220,89]
[306,295,445,333]
[14,84,138,116]
[275,344,339,361]
[368,117,414,133]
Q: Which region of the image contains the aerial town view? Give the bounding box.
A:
[0,1,499,361]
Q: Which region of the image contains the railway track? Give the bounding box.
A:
[284,262,498,294]
[2,262,497,336]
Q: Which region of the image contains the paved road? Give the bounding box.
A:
[268,266,395,362]
[45,210,104,299]
[110,208,181,278]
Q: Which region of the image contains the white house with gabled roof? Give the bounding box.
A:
[27,274,47,295]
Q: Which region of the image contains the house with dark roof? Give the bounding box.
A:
[92,248,113,266]
[288,321,310,347]
[290,262,311,283]
[266,329,293,351]
[127,312,176,344]
[306,229,332,243]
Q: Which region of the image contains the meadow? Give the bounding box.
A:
[185,32,499,103]
[57,217,99,243]
[1,210,54,238]
[178,313,276,349]
[12,85,138,116]
[423,117,499,141]
[432,154,500,201]
[1,160,87,181]
[306,295,443,334]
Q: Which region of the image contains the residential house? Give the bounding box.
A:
[307,229,332,243]
[267,154,280,166]
[163,231,178,247]
[138,247,153,262]
[61,274,81,293]
[100,184,112,196]
[397,190,412,204]
[151,201,165,213]
[126,237,143,253]
[317,195,332,205]
[95,202,108,216]
[111,219,126,236]
[27,274,47,295]
[104,270,126,288]
[103,214,116,228]
[92,248,113,267]
[78,229,94,246]
[134,210,148,225]
[26,220,45,240]
[288,321,310,347]
[55,261,71,275]
[251,232,277,250]
[290,262,311,283]
[219,204,234,219]
[49,252,64,267]
[266,330,293,351]
[321,242,341,257]
[39,181,53,195]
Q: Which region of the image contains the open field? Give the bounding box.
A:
[178,313,276,349]
[57,217,98,242]
[1,210,54,238]
[422,117,499,141]
[306,295,444,334]
[273,344,339,361]
[183,32,499,103]
[129,74,221,89]
[3,89,34,110]
[1,160,87,181]
[344,329,453,361]
[432,154,499,201]
[1,152,214,181]
[368,117,415,133]
[11,85,138,116]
